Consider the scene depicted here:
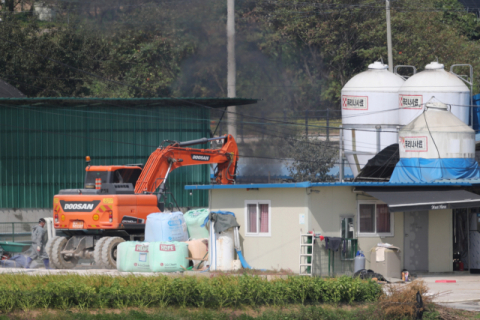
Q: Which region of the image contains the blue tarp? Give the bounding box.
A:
[390,158,480,183]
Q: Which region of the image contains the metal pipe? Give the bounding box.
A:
[158,162,173,195]
[396,125,401,145]
[178,137,209,147]
[339,125,344,182]
[386,0,393,72]
[178,136,227,147]
[376,125,381,153]
[227,0,237,139]
[344,150,377,156]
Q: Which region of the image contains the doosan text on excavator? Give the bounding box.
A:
[46,135,238,269]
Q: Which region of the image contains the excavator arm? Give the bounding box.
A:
[134,135,238,194]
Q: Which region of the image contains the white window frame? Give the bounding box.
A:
[244,200,271,237]
[357,200,394,237]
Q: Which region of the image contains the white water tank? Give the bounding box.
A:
[398,61,470,126]
[341,61,405,176]
[216,228,235,271]
[399,102,475,159]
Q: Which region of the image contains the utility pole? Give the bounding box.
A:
[386,0,393,72]
[227,0,237,138]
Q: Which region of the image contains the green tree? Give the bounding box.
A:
[2,0,480,123]
[0,16,106,97]
[251,0,480,110]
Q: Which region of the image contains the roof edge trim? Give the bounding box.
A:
[185,181,475,190]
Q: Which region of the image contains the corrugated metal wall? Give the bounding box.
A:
[0,102,210,209]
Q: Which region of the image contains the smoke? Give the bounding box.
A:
[236,157,292,184]
[165,0,338,180]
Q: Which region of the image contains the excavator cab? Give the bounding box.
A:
[59,165,143,196]
[84,167,143,191]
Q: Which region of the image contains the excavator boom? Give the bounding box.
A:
[134,135,238,194]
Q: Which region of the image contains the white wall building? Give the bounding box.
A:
[187,181,480,276]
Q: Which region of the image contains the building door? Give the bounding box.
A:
[404,211,429,272]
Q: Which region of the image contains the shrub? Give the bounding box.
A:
[379,280,433,319]
[0,274,382,311]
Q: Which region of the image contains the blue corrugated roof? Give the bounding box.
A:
[185,180,480,190]
[432,179,480,184]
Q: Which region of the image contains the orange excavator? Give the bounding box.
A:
[47,135,238,269]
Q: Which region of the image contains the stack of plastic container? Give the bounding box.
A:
[117,210,213,272]
[184,208,210,239]
[117,242,150,272]
[149,241,189,272]
[117,209,239,273]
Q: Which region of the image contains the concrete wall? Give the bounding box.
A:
[308,186,356,276]
[209,188,308,272]
[0,209,51,223]
[428,209,453,272]
[358,212,404,270]
[308,188,404,274]
[308,186,356,237]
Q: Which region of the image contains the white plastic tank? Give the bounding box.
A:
[216,228,235,271]
[341,61,405,176]
[398,102,475,159]
[354,255,365,273]
[398,61,470,126]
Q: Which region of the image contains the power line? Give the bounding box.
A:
[1,117,477,170]
[2,102,475,153]
[0,101,476,165]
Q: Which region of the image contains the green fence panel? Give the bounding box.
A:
[0,102,210,209]
[0,222,37,243]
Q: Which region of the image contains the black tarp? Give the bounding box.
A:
[355,144,399,182]
[356,187,480,212]
[0,79,25,98]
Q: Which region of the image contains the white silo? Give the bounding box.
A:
[341,61,405,177]
[390,101,479,183]
[398,61,470,126]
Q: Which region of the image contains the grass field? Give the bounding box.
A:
[1,303,478,320]
[0,275,476,319]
